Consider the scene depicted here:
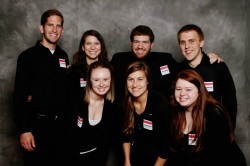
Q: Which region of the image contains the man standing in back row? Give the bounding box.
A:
[13,9,69,166]
[177,24,237,129]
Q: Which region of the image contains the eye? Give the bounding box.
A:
[179,41,185,45]
[175,88,181,91]
[142,41,150,44]
[133,40,139,44]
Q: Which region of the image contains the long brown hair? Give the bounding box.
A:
[72,30,108,76]
[123,61,152,135]
[170,70,234,152]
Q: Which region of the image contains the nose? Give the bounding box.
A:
[185,42,190,49]
[90,44,95,49]
[180,89,185,96]
[132,80,138,87]
[52,25,57,32]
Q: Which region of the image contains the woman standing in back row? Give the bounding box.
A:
[68,30,108,97]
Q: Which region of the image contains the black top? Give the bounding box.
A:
[122,90,171,163]
[64,97,115,166]
[67,64,87,98]
[13,41,69,134]
[111,52,179,104]
[180,52,237,128]
[171,104,246,166]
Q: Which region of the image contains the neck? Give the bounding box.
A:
[86,58,98,65]
[133,90,148,114]
[41,39,56,51]
[189,51,203,68]
[89,90,104,103]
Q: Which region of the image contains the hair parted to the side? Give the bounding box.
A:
[84,60,114,103]
[72,30,108,76]
[123,61,152,135]
[41,9,64,26]
[170,69,234,152]
[130,25,155,43]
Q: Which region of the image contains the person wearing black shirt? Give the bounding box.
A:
[177,24,237,129]
[13,9,69,166]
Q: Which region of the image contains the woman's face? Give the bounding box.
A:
[175,79,199,111]
[82,35,101,61]
[127,70,148,98]
[90,67,111,96]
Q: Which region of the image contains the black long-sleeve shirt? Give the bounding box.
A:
[180,52,237,128]
[122,90,171,165]
[64,98,115,166]
[172,104,246,166]
[13,41,69,134]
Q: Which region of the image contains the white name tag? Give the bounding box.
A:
[204,82,214,92]
[80,78,87,87]
[59,58,66,68]
[188,134,197,146]
[160,65,170,75]
[77,116,83,128]
[143,119,153,130]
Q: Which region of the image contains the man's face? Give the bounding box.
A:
[39,15,64,46]
[131,35,154,59]
[179,30,204,63]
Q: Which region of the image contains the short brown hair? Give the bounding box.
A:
[41,9,64,26]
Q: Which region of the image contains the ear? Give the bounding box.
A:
[81,45,84,51]
[200,40,204,48]
[39,25,44,34]
[150,42,154,49]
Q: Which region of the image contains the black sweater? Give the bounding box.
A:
[13,41,69,134]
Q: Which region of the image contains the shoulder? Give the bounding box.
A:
[150,52,173,58]
[56,45,68,58]
[148,90,169,104]
[111,52,133,60]
[205,103,225,119]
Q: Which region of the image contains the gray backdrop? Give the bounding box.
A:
[0,0,249,165]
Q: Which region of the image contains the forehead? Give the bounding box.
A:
[85,35,100,42]
[179,30,200,40]
[133,35,150,41]
[46,15,63,24]
[128,70,146,77]
[91,67,110,76]
[176,79,195,87]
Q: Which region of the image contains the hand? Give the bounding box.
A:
[207,53,223,64]
[27,95,32,102]
[20,132,36,151]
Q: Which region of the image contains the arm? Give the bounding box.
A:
[218,63,237,128]
[123,142,131,166]
[154,156,167,166]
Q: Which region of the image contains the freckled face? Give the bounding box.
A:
[175,79,199,111]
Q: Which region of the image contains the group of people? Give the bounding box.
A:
[13,9,246,166]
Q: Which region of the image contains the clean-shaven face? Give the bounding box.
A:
[127,70,148,98]
[82,35,101,61]
[90,67,111,96]
[131,35,153,59]
[179,30,204,64]
[40,15,64,45]
[175,78,199,111]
